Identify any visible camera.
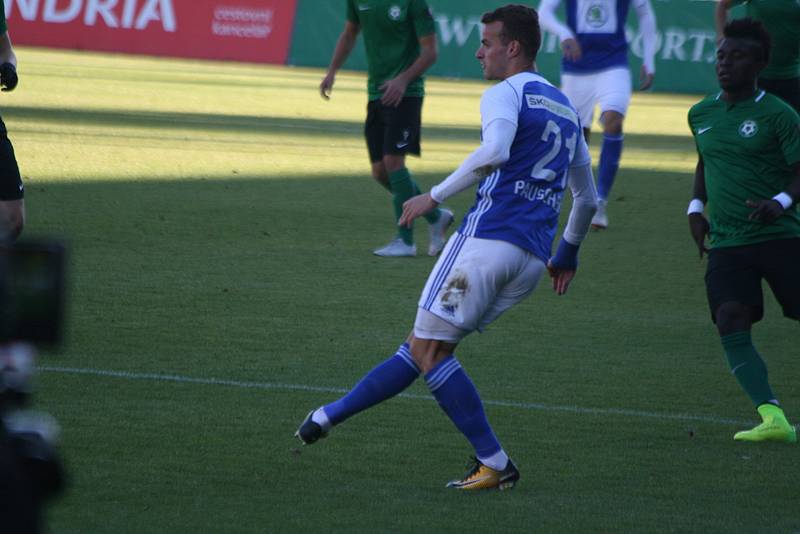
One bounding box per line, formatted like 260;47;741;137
0;239;67;534
0;239;66;346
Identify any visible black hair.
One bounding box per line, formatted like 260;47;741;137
723;17;771;63
480;4;541;61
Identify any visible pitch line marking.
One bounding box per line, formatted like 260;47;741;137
37;365;753;426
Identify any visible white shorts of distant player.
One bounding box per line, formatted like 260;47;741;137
414;233;547;343
560;67;632;129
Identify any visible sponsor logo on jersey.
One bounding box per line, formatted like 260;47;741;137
697;126;712;135
586;3;609;28
525;95;578;127
738;120;758;138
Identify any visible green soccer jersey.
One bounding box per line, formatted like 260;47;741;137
0;8;7;33
730;0;800;79
689;90;800;248
346;0;436;101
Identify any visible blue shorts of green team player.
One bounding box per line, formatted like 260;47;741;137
364;96;422;163
0;117;23;201
705;237;800;323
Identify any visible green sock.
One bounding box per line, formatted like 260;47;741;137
411;182;441;224
389;168;415;245
721;330;775;407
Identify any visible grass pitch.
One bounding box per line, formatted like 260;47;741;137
8;47;799;533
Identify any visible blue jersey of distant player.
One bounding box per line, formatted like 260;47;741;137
564;0;631;73
459;72;582;262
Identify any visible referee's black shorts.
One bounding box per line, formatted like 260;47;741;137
0;116;23;201
705;237;800;323
365;96;423;163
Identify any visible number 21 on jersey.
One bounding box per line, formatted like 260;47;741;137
530;119;577;188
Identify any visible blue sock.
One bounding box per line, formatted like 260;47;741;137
323;343;420;426
597;134;624;200
425;355;502;459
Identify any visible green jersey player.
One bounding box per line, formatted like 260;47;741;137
715;0;800;112
320;0;453;257
0;10;24;241
688;18;800;443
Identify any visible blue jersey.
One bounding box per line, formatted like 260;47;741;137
563;0;631;73
458;72;587;262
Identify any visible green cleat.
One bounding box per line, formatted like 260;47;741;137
733;404;797;444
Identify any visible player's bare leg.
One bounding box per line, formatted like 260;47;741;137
370;160;391;191
0;199;24;241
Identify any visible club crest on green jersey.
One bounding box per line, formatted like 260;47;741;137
389;5;402;20
738;120;758;138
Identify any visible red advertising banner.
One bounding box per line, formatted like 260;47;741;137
4;0;297;64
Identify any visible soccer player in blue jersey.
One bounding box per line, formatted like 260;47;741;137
538;0;656;229
295;4;598;490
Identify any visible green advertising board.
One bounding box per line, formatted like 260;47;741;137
289;0;725;95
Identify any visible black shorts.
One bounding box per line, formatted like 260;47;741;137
705;238;800;323
0;117;23;201
758;77;800;114
365;96;422;163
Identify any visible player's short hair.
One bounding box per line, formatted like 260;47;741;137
481;4;541;61
723;17;771;64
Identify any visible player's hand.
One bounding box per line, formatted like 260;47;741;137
399;193;438;228
746;198;784;224
638;66;654;91
379;77;408;108
561;38;582;62
320;72;335;100
0;63;18;92
688;212;710;259
546;262;575;296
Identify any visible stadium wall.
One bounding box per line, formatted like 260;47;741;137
289;0;725;95
3;0;730;95
2;0;297;64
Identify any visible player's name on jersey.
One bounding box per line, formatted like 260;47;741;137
513;181;563;211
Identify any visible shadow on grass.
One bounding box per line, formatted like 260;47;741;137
3;104;695;149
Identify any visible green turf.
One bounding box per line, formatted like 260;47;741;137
7;47;798;533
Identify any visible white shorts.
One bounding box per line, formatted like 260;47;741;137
561;67;632;129
414;234;547;342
